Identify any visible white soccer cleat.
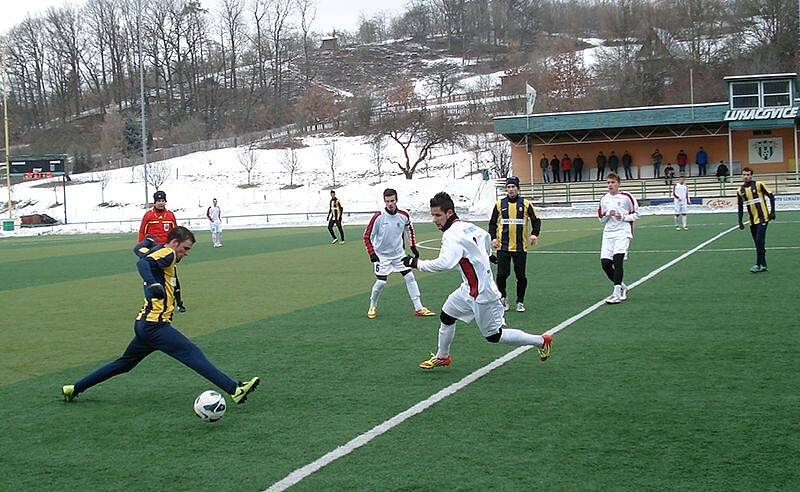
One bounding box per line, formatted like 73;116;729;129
500;298;509;311
331;238;338;244
676;226;681;230
605;295;621;304
619;285;628;301
516;302;526;312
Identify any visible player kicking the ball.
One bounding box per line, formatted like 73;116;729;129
598;173;639;304
363;188;435;319
402;192;551;369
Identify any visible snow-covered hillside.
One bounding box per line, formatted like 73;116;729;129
2;134;498;236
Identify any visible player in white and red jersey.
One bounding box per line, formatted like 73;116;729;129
402;192;552;369
672;175;690;230
206;198;222;247
597;173;639;304
363;188;435;319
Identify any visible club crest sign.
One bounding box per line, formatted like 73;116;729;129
748;138;783;164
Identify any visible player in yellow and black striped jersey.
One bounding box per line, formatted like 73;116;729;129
327;189;345;244
61;226;260;406
488;176;542;312
737;167;776;273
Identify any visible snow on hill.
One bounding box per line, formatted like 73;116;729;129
2;135;498;237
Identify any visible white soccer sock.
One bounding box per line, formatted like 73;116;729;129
370;279;387;307
499;328;544;347
613;284;622;297
674;215;679;227
682;215;687;227
404;273;423;310
437;323;456;358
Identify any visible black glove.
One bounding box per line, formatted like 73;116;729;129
402;256;418;268
489;254;497;264
147;283;165;299
410;246;420;258
177;303;187;313
738;221;744;230
369;253;379;263
768;210;776;221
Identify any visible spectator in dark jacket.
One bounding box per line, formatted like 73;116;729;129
622;151;633;179
608;151;620;174
663;163;675;186
573;154;584;182
715;161;729;183
539;154;550;183
550;155;561;183
652;149;663;178
677;149;688;175
596;151;607;181
560;154;572;182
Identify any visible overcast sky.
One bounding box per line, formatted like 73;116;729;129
0;0;403;37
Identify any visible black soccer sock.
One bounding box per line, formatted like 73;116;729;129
612;253;625;285
601;258;615;282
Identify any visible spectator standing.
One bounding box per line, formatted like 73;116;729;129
596;151;607;181
696;147;709;176
676;149;688;175
622;151;633;180
663;164;675;186
560;153;572;182
550;155;561;183
716;161;730;183
539;154;550;184
651;149;663;178
573;153;585;182
608;151;620;175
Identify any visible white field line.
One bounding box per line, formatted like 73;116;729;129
264;224;739;492
530;246;800;254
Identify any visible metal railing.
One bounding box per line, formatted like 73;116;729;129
496;172;800;204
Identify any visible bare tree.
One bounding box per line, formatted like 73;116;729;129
296;0;317;88
281;148;301;186
488;138;511;178
382;111;461;179
237;145;260;185
141;161;171;191
369;135;387;182
325;140;339;187
98;171;111;203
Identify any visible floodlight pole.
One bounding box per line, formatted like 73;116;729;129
2;46;11;219
138;0;149;208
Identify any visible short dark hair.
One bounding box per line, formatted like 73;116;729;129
742;166;753;174
383;188;397;198
330;190;336;194
606;172;620;183
430;192;455;213
167;226;196;244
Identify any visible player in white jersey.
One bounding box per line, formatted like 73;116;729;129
402;192;552;369
672;175;690;230
597;173;639;304
363;188;435;319
206;198;223;247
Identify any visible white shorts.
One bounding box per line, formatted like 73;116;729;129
373;256;409;276
209;221;222;233
601;236;631;260
442;289;505;338
674;203;688;214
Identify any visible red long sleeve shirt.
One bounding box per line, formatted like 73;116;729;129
138;208;177;243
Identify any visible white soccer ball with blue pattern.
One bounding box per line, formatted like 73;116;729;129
193;390;226;422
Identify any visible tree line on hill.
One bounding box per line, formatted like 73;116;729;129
1;0;796;174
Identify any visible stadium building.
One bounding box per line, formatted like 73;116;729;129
493;73;800;203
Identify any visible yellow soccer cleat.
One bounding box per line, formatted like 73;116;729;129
413;307;436;317
62;385;76;402
231;377;260;405
537;335;552;362
367;305;377;319
419;353;452;370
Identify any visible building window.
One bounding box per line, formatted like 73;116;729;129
731;82;760;109
762;80;791;107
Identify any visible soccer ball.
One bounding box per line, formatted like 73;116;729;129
193;390;227;422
